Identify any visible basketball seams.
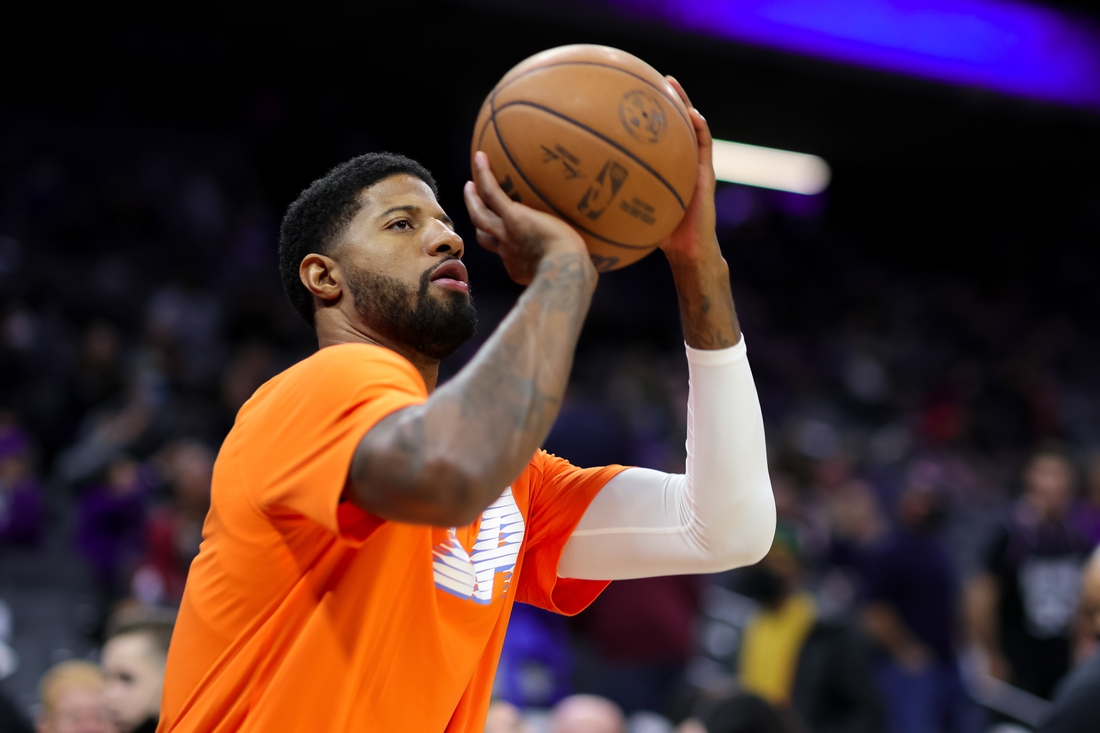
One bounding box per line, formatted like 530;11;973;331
490;60;694;138
486;113;657;252
494;100;688;210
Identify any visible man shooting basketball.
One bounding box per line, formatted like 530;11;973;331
158;79;775;733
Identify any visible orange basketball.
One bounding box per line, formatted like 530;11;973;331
472;45;697;271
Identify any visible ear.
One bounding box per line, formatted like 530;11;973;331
299;253;344;305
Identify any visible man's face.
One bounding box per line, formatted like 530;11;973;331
39;685;111;733
1025;455;1074;519
334;174;476;360
102;634;164;733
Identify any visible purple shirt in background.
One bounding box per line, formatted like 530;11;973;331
863;527;957;661
0;477;44;547
74;477;150;591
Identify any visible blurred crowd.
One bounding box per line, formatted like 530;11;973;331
2;103;1100;733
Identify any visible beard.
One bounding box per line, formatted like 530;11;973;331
344;261;477;360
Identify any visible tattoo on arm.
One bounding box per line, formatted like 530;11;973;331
671;254;741;350
351;250;596;525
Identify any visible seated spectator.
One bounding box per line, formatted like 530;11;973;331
576;575;699;716
0;690;33;733
36;660;112;733
738;526;885;733
681;692;792;733
550;695;624;733
1038;545;1100;732
484;700;526;733
862;473;983;733
101;617;173;733
966;444;1093;700
132;441;213;605
74;456;151;599
0;414;44;546
495;604;574;709
1075;452;1100;546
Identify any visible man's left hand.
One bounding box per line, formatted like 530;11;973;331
659;76;718;265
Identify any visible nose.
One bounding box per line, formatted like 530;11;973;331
427;220;464;259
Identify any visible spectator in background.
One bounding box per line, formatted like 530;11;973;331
74;456;151;600
550;695;623;733
738;527;885;733
577;575;699;716
1075;452;1100;546
967;444;1094;700
132;441;213;605
0;413;45;547
1038;545;1100;732
145;270;225;392
0;688;34;733
862;469;982;733
70;322;125;424
495;604;574;709
680;692;792;733
101;619;173;733
55;353;175;490
483;700;526;733
35;660;112;733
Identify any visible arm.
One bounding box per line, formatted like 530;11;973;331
347;153;597;527
557;79;776;579
862;602;933;673
966;573;1011;680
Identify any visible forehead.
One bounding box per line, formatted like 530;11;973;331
357;173;441;217
103;633;156;663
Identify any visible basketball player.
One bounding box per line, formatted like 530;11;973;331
158;80;775;732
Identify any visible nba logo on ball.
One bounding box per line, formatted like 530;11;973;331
472;44;698;271
619;90;668;144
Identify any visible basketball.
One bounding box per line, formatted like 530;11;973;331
472;45;698;271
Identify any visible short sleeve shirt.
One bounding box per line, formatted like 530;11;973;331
981;505;1092;642
158;344;623;733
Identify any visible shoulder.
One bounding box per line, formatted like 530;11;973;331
252;344;425;405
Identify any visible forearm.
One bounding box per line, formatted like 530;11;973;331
966;575;1001;653
351;250;596;526
667;242;740;350
863;603;924;658
558;338;775;579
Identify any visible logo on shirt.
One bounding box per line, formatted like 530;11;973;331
1018;556;1081;637
432;488;525;605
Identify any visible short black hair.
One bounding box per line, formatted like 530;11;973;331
278;152;439;325
107;620;175;659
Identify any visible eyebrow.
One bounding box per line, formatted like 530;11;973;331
378;204;454;229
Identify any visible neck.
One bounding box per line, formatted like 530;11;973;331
315;316;440;392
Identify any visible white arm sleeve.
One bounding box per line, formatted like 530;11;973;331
557;337;776;580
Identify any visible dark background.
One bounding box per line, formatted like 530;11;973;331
3;0;1100;728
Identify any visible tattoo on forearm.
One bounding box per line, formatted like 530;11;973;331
353;247;596;520
674;263;740;350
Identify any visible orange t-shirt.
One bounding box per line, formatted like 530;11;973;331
158;343;622;733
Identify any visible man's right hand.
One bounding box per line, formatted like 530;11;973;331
464;151;591;285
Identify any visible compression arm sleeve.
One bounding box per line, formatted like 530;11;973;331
557;337;776;580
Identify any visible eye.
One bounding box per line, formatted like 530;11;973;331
388;219;412;231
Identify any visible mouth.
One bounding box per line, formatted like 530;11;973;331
429;259;470;293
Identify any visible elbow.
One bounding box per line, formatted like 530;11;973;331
703;482;777;572
430;465;491;527
742;489;778;565
396;455;490;527
350;449;489;528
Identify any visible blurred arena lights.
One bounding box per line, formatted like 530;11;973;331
610;0;1100;109
711;139;831;194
